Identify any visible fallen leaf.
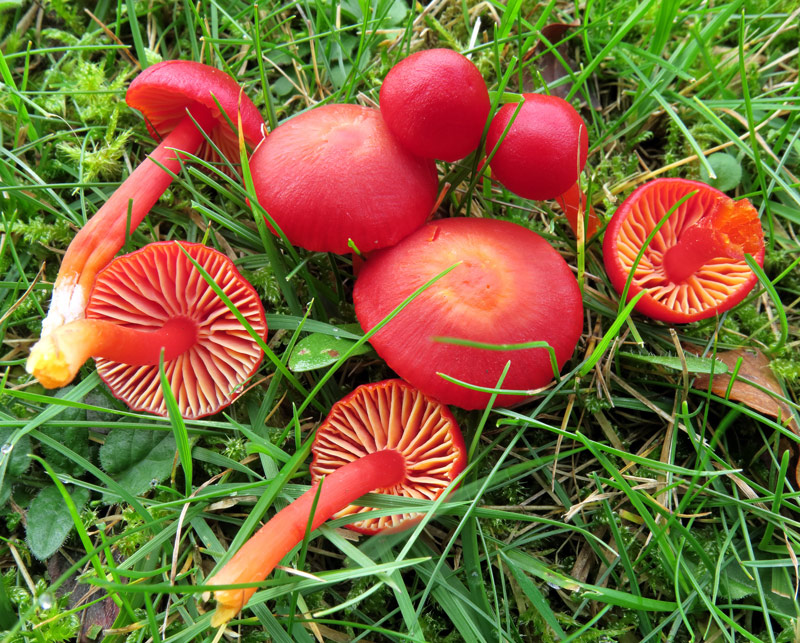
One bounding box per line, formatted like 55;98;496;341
524;22;579;98
692;348;798;434
692;347;799;487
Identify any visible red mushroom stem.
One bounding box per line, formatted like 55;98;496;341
661;196;763;284
27;316;198;389
209;449;406;626
43;107;216;335
555;181;599;239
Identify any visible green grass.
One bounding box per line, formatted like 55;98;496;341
1;0;799;642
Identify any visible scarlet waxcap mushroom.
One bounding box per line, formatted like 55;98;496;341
603;178;765;323
354;218;584;409
40;60;265;338
249;104;439;254
27;241;267;419
379;48;490;162
209;379;465;625
486;93;588;201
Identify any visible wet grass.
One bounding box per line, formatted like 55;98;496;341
0;1;799;642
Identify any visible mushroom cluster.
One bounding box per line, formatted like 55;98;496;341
25;48;771;633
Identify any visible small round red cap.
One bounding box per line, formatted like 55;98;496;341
126;60;265;165
88;241;267;418
249;104;438;254
309;379;466;534
486;94;588;201
354;218;583;409
379;49;490;162
603;177;765;323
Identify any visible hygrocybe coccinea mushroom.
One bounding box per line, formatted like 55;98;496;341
208;379;466;625
354;218;584;410
41;60;264;337
379;48;490;162
248;104;438;254
603;178;765;323
27;242;267;419
487;93;598;237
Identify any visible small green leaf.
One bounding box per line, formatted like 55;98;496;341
620;352;729;374
0;426;32;479
99;428;176;501
26;485;90;560
699;152;742;192
289;329;371;372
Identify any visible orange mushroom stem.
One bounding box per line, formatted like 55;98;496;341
662;195;763;283
207;379;466;626
209;449;406;626
42;108;216;336
26;316;198;389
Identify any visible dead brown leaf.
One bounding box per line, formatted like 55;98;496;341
692;347;799;486
524;22;580;98
692;348;798;434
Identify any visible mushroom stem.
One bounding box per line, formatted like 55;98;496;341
42;107;216;336
661;196;763;284
26;317;198;389
555;181;599;239
209;449;407;627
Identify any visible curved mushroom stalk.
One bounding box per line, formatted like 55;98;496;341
40;60;265;337
208;380;466;626
43;109;216;336
210;449;406;626
27;317;198;389
28;241;267;420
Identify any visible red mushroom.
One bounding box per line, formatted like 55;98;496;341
486;93;588;202
354;218;584;409
41;60;264;337
603;178;765;323
27;241;267;419
379;48;490;162
208;379;466;625
248;104;438;254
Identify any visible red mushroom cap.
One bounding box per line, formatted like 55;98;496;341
309;379;466;534
486;93;588;201
354;218;584;409
603;178;765;323
87;241;267;418
248;104;439;254
379;49;490;162
126;60;265;166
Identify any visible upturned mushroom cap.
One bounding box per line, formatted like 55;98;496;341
126;60;265;166
603;178;765;323
88;241;267;418
354;218;584;410
309;379;467;534
486;93;588;201
248;104;439;254
379;48;490;162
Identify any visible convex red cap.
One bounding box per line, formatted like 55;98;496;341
126;60;265;165
603;178;765;323
310;379;466;534
354;218;584;409
248;104;439;254
89;241;267;418
379;49;490;162
487;93;588;201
